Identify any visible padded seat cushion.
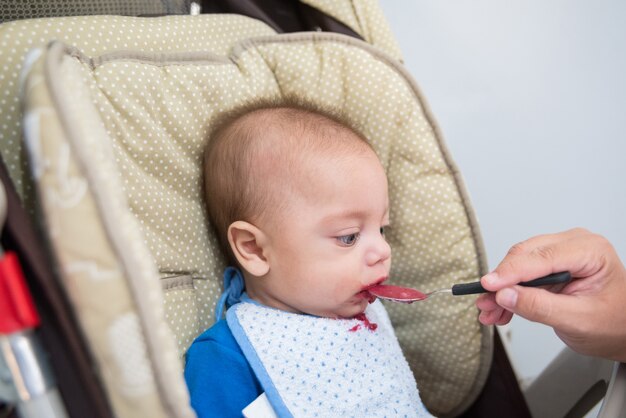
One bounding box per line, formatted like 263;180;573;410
0;14;275;200
0;6;401;202
302;0;402;59
22;33;490;417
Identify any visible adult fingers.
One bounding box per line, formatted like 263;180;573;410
478;307;513;326
481;229;606;291
476;294;513;325
475;293;499;311
494;310;514;326
494;285;583;329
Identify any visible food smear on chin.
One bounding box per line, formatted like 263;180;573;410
348;313;378;332
367;284;426;302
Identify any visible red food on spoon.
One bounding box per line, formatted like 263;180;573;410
367;284;427;303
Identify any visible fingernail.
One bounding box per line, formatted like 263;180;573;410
483;272;500;286
498;288;518;309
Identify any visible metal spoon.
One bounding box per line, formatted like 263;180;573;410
368;271;572;303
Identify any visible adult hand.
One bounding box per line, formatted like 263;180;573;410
476;228;626;362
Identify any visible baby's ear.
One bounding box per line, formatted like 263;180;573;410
227;221;270;277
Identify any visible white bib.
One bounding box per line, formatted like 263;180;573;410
227;299;433;418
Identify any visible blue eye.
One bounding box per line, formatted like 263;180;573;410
337;233;360;247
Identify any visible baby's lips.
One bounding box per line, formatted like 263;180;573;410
365;277;389;302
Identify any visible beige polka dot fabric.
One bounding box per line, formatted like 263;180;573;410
22;31;491;417
0;5;399;203
162;275;201;352
0;14;275;201
302;0;403;60
22;45;195;418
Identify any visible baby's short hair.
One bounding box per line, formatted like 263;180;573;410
203;96;372;265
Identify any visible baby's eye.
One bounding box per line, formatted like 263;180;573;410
380;226;386;236
337;232;360;247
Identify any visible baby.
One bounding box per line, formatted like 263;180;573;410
184;98;433;418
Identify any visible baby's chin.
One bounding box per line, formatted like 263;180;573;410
335;301;370;319
304;297;372;319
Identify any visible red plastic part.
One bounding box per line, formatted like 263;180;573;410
0;251;40;334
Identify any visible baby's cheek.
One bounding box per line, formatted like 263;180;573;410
331;277;359;297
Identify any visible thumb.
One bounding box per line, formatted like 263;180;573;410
495;286;573;328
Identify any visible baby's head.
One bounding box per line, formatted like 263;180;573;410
204;98;373;263
204;98;391;318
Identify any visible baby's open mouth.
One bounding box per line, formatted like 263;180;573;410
360;278;388;303
357;289;377;303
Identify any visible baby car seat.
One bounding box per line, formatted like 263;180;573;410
0;1;623;418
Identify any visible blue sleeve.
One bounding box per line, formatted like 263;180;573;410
184;320;263;418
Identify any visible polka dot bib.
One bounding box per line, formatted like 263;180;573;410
226;299;433;418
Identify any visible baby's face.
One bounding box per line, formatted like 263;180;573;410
249;147;391;319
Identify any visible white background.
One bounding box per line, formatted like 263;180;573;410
378;0;626;393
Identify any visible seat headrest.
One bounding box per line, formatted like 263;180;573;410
22;33;490;416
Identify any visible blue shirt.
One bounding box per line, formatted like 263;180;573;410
184;319;263;417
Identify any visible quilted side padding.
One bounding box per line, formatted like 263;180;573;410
25;32;491;416
22;45;195;418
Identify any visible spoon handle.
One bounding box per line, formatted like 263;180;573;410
451;271;572;296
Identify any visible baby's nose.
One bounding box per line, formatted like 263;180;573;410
366;235;391;266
